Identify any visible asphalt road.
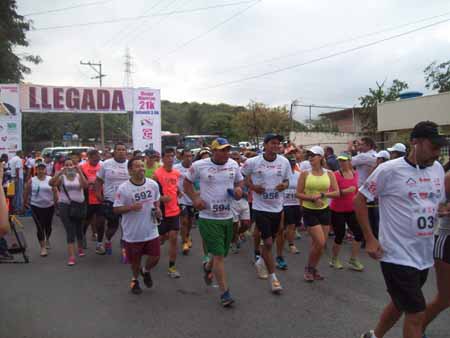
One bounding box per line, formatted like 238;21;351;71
1;216;448;338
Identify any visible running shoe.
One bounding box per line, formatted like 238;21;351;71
288;244;299;254
255;257;269;279
220;290;234;307
45;240;51;249
203;262;214;286
312;267;325;281
140;268;153;288
105;242;112;255
182;242;190;255
295;229;302;239
40;247;48;257
329;256;343;269
270;279;283;294
348;258;365;271
187;236;193;248
202;255;210;265
78;248;86;257
96;244;106;255
168;266;181;278
303;266;314;282
276;256;288;270
130;279;142;295
360;330;375;338
230;243;240;254
67;256;76;266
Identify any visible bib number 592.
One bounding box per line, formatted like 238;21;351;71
417;216;434;230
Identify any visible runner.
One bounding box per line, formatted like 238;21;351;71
43;154;54;176
80;150;104;253
242;133;290;293
329;152;364;271
174;149;195;255
351;137;377;187
153;148;182;278
355;121;447;338
422;170;450;337
296;146;340;282
9;150;24;213
387;143;407;160
144;149;161;178
113;157;162;295
184;137;243;307
95;143;129;255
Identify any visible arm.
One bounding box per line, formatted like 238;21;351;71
75;167;88;189
0;166;10;236
183;178;205;210
94;177;104;202
23;179;32;209
49;169;64;187
113;203;142;215
244;175;265;194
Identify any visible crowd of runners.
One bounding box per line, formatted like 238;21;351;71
1;120;449;338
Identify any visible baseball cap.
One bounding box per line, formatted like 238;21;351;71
307;145;324;157
376;150;390;160
387;143;406;153
264;133;284;144
211;138;231;150
337;151;352;161
410;121;448;146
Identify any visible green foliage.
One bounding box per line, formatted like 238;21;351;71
0;0;42;83
424;60;450;93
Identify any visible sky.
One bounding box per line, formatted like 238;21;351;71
15;0;450;122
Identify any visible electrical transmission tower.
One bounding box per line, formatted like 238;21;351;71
123;47;134;88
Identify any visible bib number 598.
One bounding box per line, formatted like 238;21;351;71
417;216;434;230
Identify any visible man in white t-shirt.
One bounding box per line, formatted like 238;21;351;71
113;157;161;295
351;137;377;187
95;143;130;255
355;121;447;338
242;133;290;294
9;150;24;213
184;138;243;307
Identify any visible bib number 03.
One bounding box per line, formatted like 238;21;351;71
417;216;434;230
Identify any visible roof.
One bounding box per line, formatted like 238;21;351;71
319;107;363;118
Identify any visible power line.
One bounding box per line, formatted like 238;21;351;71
154;0;262;62
203;17;450;89
23;0;113;17
33;0;257;31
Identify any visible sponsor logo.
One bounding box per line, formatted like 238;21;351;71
142;128;153;140
365;181;377;195
406;178;417;186
140;118;154;126
419;177;431;183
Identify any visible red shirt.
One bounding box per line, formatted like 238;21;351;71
154;167;180;217
330;170;359;213
81;161;102;205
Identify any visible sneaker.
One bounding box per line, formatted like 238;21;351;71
203;262;214;286
78;248;86;257
45;240;51;249
140;268;153;288
0;251;14;260
255;257;269;279
96;244;106;255
182;242;190;255
303;266;314;282
67;256;76;266
312;267;325;281
105;242;112;255
230;243;240;254
40;247;48;257
360;330;375;338
348;258;365;271
288;244;299;254
295;229;302;239
270;279;283;294
220;290;234;307
168;266;181;278
276;256;288;270
202;255;210;265
329;256;343;269
130;279;142;295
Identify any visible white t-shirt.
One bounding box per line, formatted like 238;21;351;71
26;157;35;169
30;176;54;208
352;149;377;187
97;159;129;202
241;154;291;213
186;158;243;220
284;171;300;206
299;160;312;172
9;155;23;179
359;157;445;270
114;178;160;242
174;162;192;206
44;161;54;176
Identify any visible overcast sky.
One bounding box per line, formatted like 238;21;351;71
16;0;450;122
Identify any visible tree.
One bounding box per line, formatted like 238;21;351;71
424;60;450;93
359;79;408;134
0;0;42;83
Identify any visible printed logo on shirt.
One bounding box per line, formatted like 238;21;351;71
406;177;417;186
365;181;377;195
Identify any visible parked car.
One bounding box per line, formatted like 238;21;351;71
41;146;94;159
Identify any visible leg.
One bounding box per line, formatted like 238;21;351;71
275;227;285;258
262;237;275;274
307;225;327;268
59;204;76;258
212;255;227;292
106;218;119;241
168;230;178;265
403;311;425;338
374;301;403;338
130;255;142;279
144;255;160;271
43;206;54;241
75;219;84;251
31;206;45;248
253;227;261;258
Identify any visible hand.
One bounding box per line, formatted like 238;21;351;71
313;199;324;208
252;185;265;194
275;182;288;192
154;207;162;219
130;203;143;212
366;238;384;260
192;197;206;210
311;193;321;201
233;187;243;200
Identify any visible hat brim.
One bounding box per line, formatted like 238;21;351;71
430;136;448;147
337;156;350;161
212;144;231;150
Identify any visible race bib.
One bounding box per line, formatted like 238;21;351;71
413;206;436;237
210;199;231;216
262;190;280;200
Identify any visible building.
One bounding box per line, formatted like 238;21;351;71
319;107;365;133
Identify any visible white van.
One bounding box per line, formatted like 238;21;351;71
41;146;94;159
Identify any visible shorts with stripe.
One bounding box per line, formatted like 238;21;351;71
434;233;450;264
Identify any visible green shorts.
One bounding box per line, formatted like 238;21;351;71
198;218;233;257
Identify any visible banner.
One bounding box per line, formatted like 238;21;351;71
20;84;132;113
132;88;161;152
0;85;21;155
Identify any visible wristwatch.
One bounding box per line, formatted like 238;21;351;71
320;192;325;198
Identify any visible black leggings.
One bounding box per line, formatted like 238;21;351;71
31;205;54;242
331;211;363;245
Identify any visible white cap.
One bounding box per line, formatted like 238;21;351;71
307;145;324;156
376;150;391;160
387;143;406;153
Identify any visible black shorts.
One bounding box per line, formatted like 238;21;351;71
331;210;363;244
180;204;195;218
101;200;120;224
158;215;181;235
303;207;331;227
434;234;450;264
380;261;429;313
283;205;302;227
254;210;282;240
86;204;102;220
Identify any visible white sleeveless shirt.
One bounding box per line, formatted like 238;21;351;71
30;176;54;208
59;174;85;204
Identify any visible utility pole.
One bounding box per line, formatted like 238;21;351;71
80;60;107;150
123;48;134;145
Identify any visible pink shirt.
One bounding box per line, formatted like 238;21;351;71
330;170;358;213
